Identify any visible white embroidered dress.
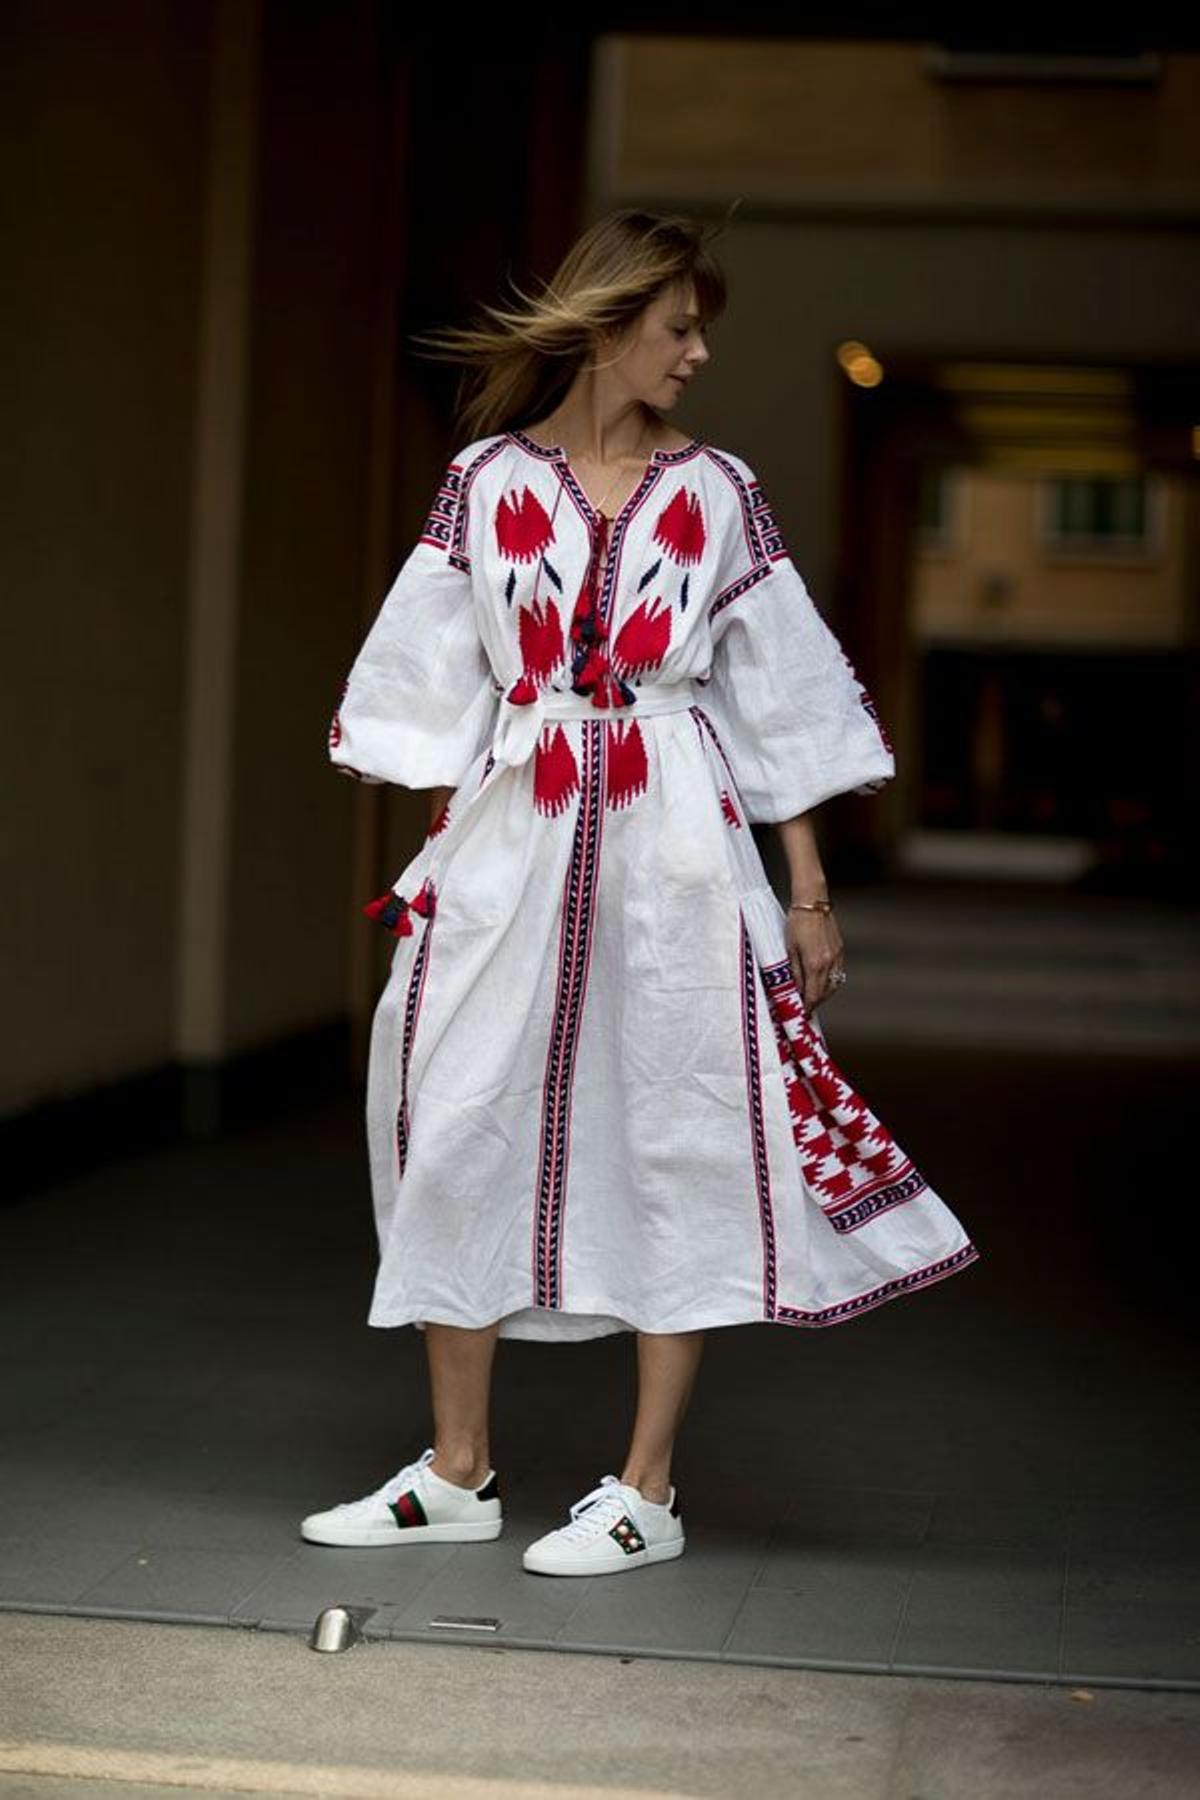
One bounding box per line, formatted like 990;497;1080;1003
329;428;979;1341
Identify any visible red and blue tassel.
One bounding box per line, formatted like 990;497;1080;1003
362;876;436;936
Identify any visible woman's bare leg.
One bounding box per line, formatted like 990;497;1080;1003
423;1321;501;1488
619;1330;705;1503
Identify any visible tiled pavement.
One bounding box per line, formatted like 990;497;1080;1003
3;985;1198;1689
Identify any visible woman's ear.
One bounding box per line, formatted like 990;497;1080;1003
590;317;633;370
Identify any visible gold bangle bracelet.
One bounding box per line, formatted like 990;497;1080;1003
788;899;833;914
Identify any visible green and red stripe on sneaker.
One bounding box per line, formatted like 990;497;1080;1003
388;1489;428;1529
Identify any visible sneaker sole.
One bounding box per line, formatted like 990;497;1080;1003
300;1517;503;1547
522;1535;685;1576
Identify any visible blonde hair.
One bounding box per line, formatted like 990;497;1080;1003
408;206;735;443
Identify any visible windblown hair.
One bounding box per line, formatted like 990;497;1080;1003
408;206;736;443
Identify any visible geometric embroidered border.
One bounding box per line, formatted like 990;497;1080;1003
777;1243;980;1327
739;919;980;1327
841;648;896;757
738;914;779;1320
708;558;771;623
418;438;510;573
418;463;464;557
757;955;928;1233
703;449;788;630
705;446;767;566
532;720;606;1310
747;478;788;562
395;907;435;1183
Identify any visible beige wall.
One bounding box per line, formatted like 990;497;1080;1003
4;1;211;1111
7;23;1200;1119
650;218;1200;612
3;0;386;1115
915;472;1192;648
223;0;382;1052
600;38;1200;203
591;39;1200;610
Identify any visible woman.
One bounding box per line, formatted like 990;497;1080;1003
302;209;979;1577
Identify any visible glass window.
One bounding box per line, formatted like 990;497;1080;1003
1043;476;1149;548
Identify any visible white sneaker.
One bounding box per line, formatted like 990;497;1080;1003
522;1474;685;1577
300;1447;502;1546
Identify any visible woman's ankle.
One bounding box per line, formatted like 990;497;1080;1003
429;1446;492;1488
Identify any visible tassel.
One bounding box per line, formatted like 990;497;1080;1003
591;666;633;710
408;878;437;919
362;890;412;936
575;647;608;692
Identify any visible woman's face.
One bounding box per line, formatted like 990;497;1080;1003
603;280;711;413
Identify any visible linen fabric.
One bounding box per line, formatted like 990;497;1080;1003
329;428;979;1340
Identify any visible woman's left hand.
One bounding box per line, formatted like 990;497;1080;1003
785;907;846;1013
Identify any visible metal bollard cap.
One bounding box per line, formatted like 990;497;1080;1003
309;1604;365;1652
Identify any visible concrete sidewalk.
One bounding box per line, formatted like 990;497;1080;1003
2;1611;1199;1799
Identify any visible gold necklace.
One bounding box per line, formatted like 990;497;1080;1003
556;419;652;518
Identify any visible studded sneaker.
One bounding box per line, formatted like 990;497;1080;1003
300;1446;502;1547
522;1473;685;1576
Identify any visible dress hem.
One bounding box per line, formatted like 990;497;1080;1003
367;1240;981;1341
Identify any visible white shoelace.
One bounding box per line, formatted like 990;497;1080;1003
336;1446;434;1508
558;1474;640;1542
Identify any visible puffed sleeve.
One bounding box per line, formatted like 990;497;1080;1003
700;453;895;824
327;450;499;788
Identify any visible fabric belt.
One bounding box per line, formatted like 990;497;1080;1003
490;679;700;771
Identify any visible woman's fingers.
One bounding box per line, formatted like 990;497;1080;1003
786;914;846;1012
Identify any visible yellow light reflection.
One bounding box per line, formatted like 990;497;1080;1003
836;339;883;388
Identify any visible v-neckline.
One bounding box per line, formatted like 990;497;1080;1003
506;427;703;530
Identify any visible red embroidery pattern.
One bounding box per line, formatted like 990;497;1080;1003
761;959;925;1228
739;924;977;1327
719;789;741;829
652;488;706;565
612;596;671;678
532;718;650;817
534;724;581;818
495;487;555;563
605;719;648;810
517;595;566;686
